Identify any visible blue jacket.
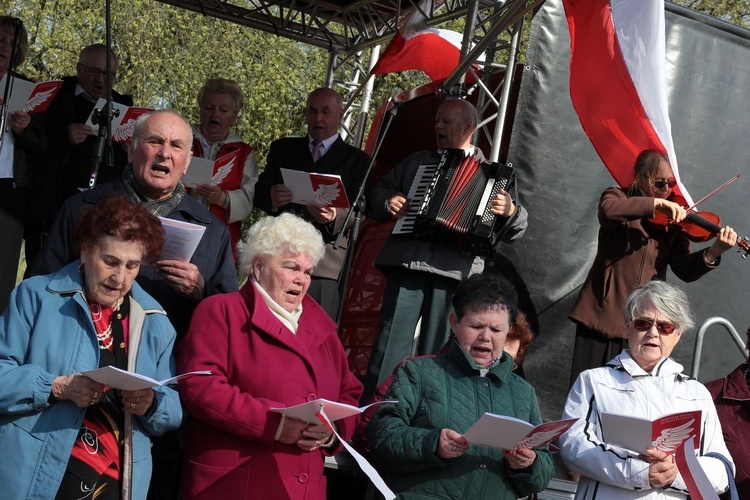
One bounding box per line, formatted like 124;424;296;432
0;262;183;499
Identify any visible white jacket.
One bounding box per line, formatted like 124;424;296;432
560;350;733;499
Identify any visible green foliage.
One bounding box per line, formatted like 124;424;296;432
676;0;749;28
0;0;328;159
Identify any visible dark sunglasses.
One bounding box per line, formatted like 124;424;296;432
632;318;677;335
652;178;677;190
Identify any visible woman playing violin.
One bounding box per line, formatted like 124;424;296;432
567;149;737;388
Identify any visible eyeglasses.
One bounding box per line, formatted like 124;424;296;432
652;178;677;190
80;64;116;80
632;318;677;335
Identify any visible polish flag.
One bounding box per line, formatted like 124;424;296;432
563;0;690;202
371;0;462;81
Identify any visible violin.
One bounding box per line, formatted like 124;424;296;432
649;192;750;257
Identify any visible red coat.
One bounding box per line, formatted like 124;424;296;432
178;282;363;499
705;364;750;498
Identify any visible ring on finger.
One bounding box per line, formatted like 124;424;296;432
451;446;457;452
131;402;136;409
136;396;140;403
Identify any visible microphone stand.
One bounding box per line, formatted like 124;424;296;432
333;98;403;326
88;0;117;189
0;18;24;151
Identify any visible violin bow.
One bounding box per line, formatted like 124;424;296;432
685;174;741;213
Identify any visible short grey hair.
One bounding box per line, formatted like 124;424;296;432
624;280;695;333
197;78;244;114
78;43;117;66
306;87;344;111
129;109;194;152
237;213;325;278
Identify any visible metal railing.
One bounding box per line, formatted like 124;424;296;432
690;316;748;379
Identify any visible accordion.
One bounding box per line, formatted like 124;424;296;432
393;149;515;256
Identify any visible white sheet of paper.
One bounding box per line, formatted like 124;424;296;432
280;168;316;205
183;157;214;188
81;365;211;391
318;409;396;500
0;75;35;112
464;413;535;450
464;414;577;451
270;398;397;424
158;217;206;262
600;412;654;454
84;97;129;134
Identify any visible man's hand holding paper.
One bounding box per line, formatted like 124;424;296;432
156;259;206;301
157;217;208;300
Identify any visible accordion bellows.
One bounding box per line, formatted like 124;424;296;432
394;148;515;256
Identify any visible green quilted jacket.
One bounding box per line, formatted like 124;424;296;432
367;340;554;499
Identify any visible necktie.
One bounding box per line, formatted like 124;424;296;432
311;140;323;162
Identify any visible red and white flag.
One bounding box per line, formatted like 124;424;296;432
371;0;463;81
674;437;721;500
563;0;690;202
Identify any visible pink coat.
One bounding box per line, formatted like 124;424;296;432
178;282;363;499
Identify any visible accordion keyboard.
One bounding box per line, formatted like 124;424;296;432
392;163;438;235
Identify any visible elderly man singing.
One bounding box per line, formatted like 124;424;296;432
32;109;238;330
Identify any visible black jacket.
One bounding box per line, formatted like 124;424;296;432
254;135;370;280
31;179;239;336
30;76;133;224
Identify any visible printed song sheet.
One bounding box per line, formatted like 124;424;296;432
463;413;577;450
158;217;206;261
183;157;214;188
81;366;211;391
280;168;350;208
271;398;396;424
600;410;702;454
0;77;63;113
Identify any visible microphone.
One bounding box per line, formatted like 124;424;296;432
388;98;404;117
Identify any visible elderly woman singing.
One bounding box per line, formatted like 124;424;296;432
178;212;362;500
561;280;734;499
190;77;258;254
0;195;182;499
366;273;554;500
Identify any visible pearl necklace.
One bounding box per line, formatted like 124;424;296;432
90;298;122;351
